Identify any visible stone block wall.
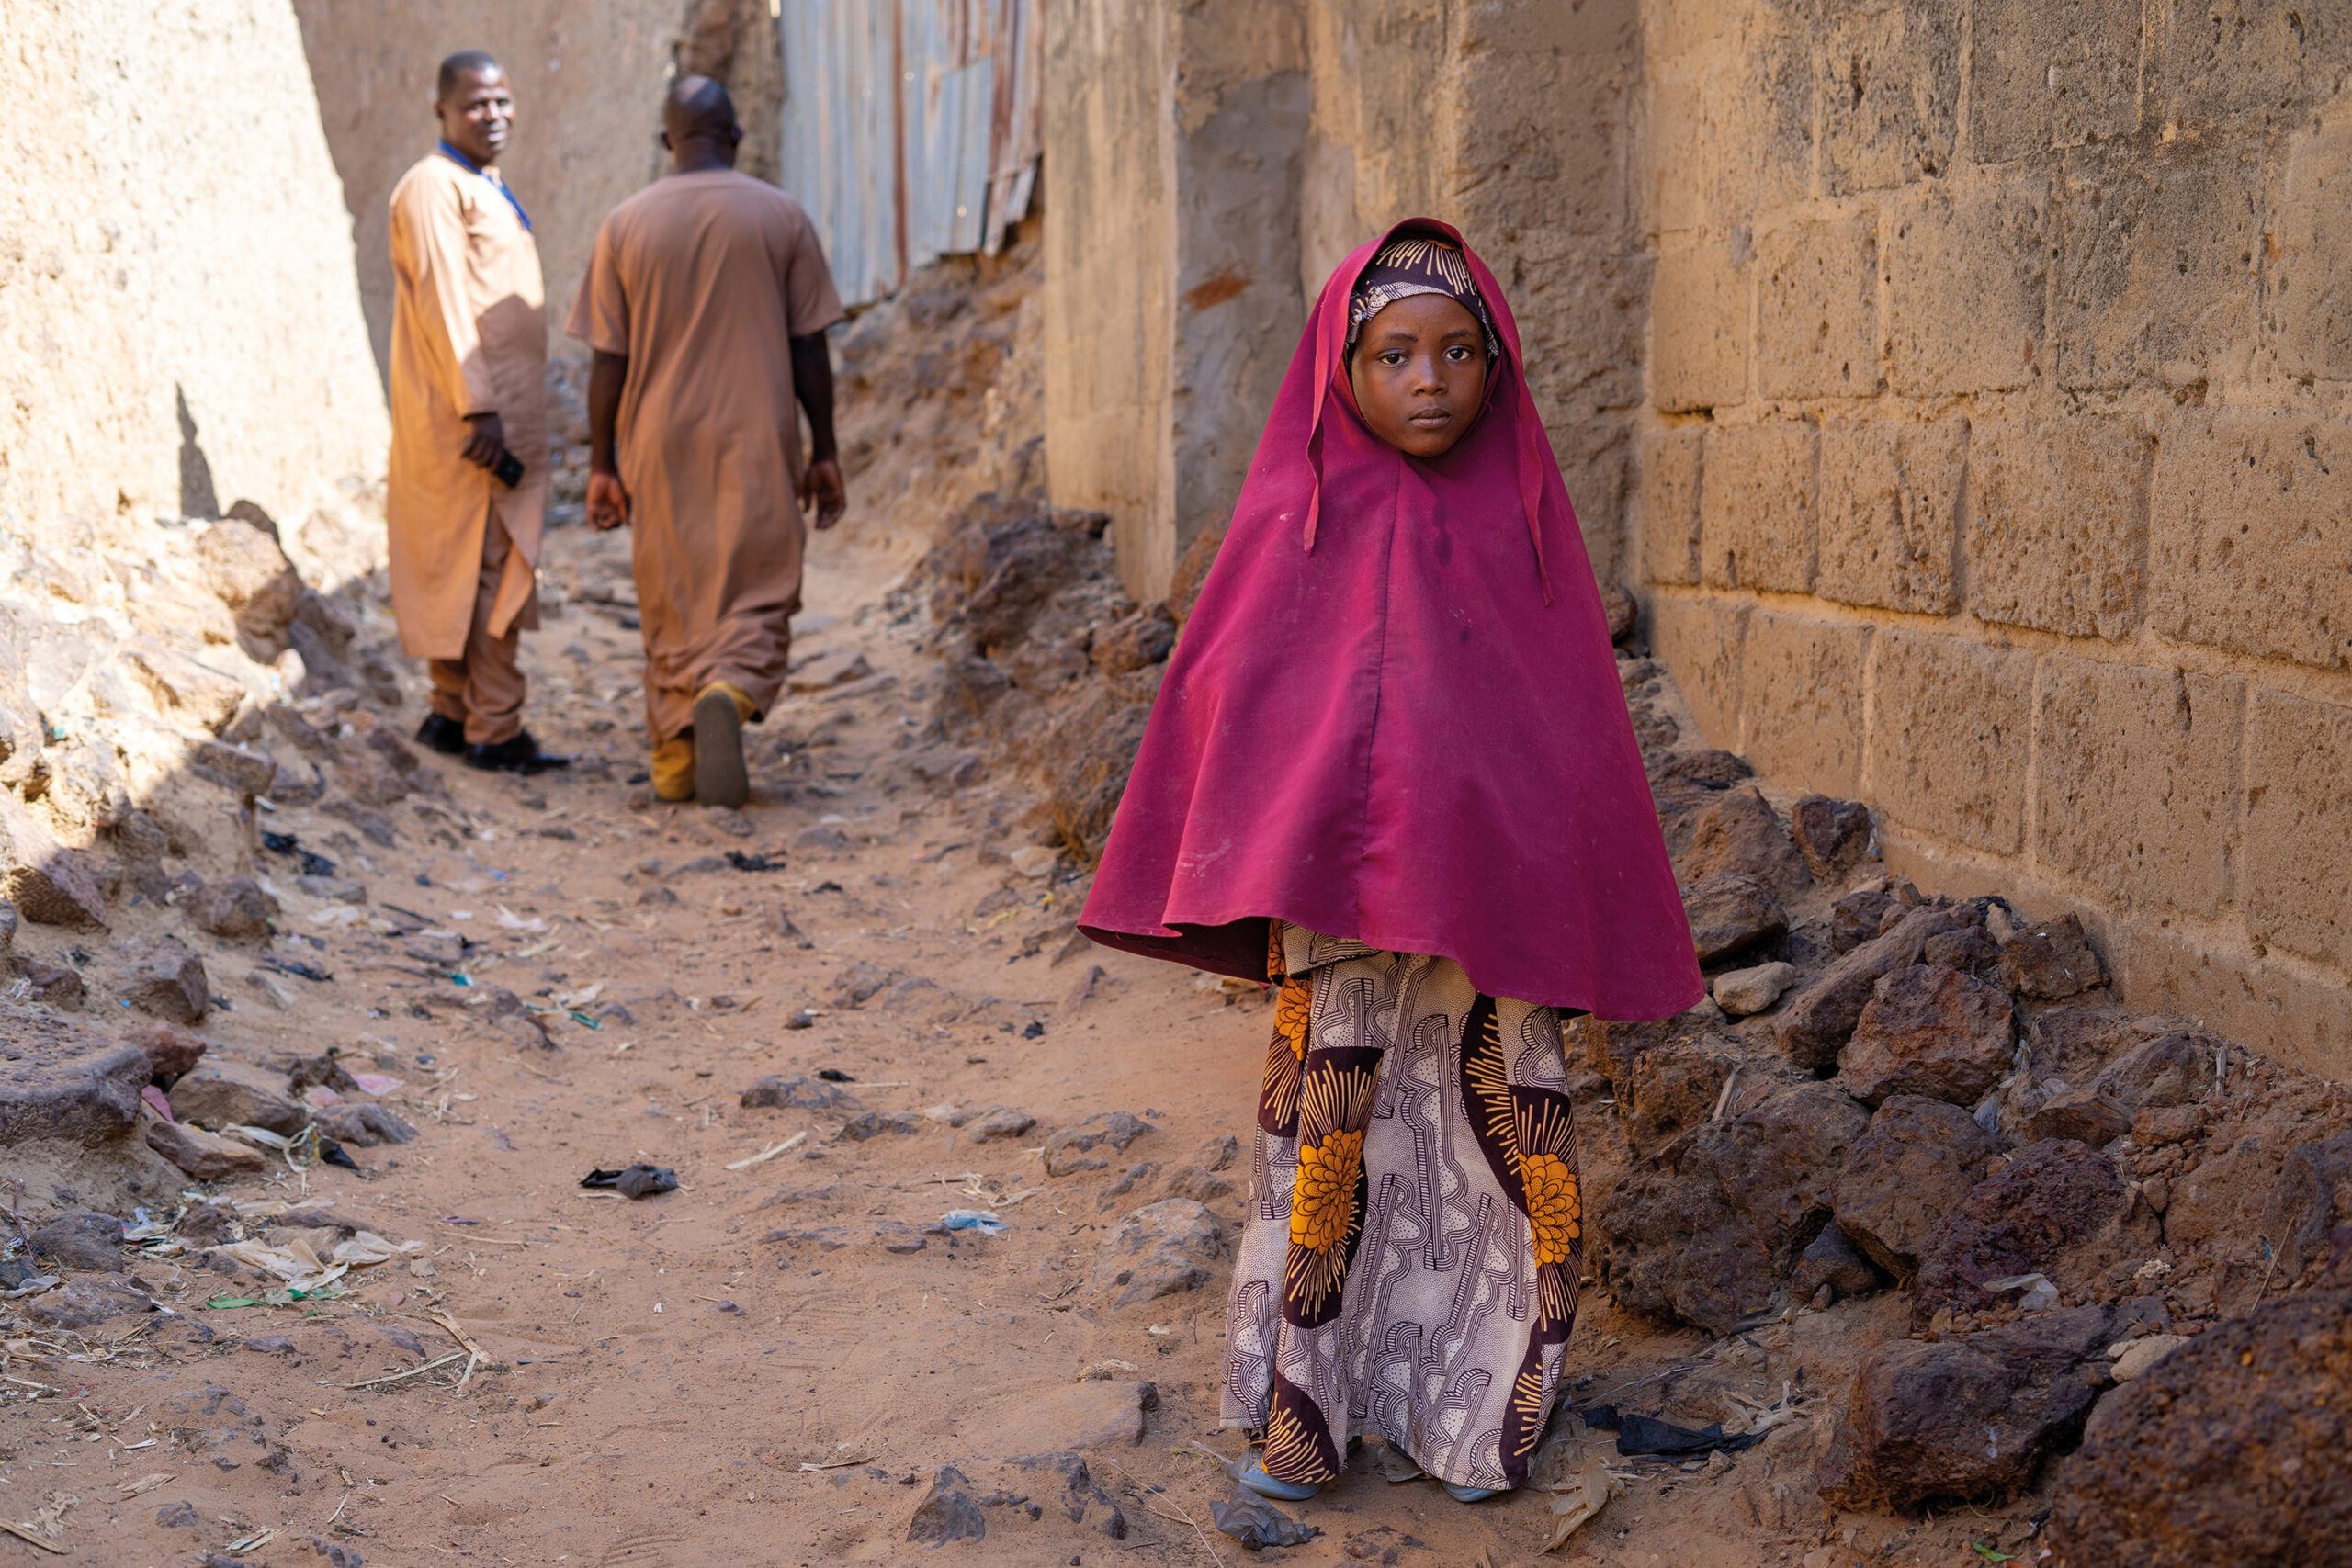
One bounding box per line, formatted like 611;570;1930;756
1635;0;2352;1077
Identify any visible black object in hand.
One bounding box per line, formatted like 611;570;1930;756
493;449;526;489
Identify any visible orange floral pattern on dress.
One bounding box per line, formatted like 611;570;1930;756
1290;1129;1364;1251
1519;1154;1580;1267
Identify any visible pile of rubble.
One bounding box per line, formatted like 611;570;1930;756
1586;652;2352;1560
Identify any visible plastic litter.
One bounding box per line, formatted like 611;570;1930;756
725;851;784;872
816;1067;854;1082
495;906;548;933
1577;1405;1762;1458
1210;1488;1319;1549
580;1165;679;1199
939;1210;1005;1235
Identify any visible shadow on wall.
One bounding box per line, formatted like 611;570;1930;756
175;387;220;522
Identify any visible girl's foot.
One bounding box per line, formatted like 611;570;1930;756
1236;1452;1321;1502
1442;1482;1503;1504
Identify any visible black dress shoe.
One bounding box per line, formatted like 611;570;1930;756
463;730;571;774
414;714;467;756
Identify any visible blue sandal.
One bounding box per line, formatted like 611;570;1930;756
1237;1452;1321;1502
1442;1482;1502;1503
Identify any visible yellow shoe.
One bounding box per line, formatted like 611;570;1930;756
692;682;755;808
651;736;695;802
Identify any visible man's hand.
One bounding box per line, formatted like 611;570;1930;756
586;471;631;531
800;457;846;530
461;411;507;469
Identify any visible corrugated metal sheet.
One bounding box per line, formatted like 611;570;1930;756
779;0;1043;308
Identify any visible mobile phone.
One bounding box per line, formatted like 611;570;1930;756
493;450;526;489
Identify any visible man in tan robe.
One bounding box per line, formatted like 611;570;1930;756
386;50;567;773
569;75;846;807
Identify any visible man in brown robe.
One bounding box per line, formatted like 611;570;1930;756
569;75;846;807
386;50;567;773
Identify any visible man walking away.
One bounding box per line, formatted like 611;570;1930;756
386;50;569;774
569;75;846;808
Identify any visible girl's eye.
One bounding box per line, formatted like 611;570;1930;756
1445;345;1472;362
1380;351;1407;366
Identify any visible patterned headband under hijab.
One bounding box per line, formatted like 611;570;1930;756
1345;233;1499;356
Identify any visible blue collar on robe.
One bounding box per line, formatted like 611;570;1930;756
435;141;532;231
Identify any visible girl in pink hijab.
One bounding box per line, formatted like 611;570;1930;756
1080;222;1701;1502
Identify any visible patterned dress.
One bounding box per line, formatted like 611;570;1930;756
1222;922;1585;1492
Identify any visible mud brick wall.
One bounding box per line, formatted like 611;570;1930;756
1637;0;2352;1077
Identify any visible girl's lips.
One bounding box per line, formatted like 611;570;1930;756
1408;409;1453;426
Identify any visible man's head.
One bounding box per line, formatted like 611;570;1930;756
435;51;513;165
662;75;742;169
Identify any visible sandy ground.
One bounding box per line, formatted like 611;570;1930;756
0;520;2049;1568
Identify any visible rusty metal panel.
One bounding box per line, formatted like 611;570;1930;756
778;0;901;306
779;0;1041;304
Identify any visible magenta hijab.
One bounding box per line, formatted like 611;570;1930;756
1079;220;1702;1020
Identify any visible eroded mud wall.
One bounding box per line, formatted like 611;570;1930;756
0;0;388;535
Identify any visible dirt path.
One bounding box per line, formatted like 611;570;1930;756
0;516;2053;1568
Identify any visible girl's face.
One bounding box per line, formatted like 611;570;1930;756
1347;293;1490;458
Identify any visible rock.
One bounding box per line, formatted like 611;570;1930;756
145;1117;270;1179
2046;1287;2352;1567
635;884;679;907
189;741;278;799
1575;1006;1722;1098
1713;960;1798;1017
836;1111;923;1141
312;1104;416;1146
1817;1304;2115;1511
23;1274;157;1331
115;639;246;732
2106;1333;2188;1382
906;1464;987;1546
192;518;303;644
155;1501;198;1529
964;1106;1035;1141
1774;907;1963;1070
294;874;366;904
1837;965;2016;1109
107;939;210;1023
1094;1162;1161;1213
1597;1082;1871;1334
1027;1380;1157;1447
1094;1200;1222;1306
1996;913;2108;999
187;877;279;940
1910;1139;2159;1327
1791;1222;1883;1303
1091;604;1177;673
0;899;18;951
1680;872;1788;964
1654;749;1754;790
827;960;897;1007
9;953;85;1009
1920;925;2000;975
1829;888;1895;953
1192;1133;1239;1172
2131;1103;2207;1147
1620;1035;1734;1159
0;1011;150;1145
2090;1032;2212;1112
741;1073;861;1111
31;1211;124;1272
786;648;872;691
123;1018;208;1079
0;794;108;927
1790;795;1873;880
167;1059;307;1136
1601;580;1639;642
2258;1129;2352;1286
1678;787;1812;897
1160;1164;1236;1205
1046;1111;1153;1176
2019;1088;2132;1148
1833;1094;2005;1280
